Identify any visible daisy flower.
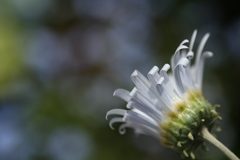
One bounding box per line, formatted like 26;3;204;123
106;30;238;160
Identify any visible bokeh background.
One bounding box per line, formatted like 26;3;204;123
0;0;240;160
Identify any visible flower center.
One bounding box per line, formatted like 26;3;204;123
159;90;221;159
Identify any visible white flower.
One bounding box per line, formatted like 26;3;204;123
106;31;220;158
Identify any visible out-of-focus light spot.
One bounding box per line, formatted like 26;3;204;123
73;0;117;19
47;127;92;160
25;28;72;81
66;28;108;66
0;124;21;155
9;0;54;20
0;105;27;160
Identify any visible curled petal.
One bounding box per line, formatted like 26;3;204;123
109;117;125;130
171;39;189;69
118;124;128;134
176;40;189;52
186;51;194;59
106;109;126;120
125;110;159;130
174;58;190;93
118;123;160;139
113;89;131;102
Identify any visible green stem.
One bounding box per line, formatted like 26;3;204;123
201;127;239;160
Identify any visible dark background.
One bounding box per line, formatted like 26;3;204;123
0;0;239;160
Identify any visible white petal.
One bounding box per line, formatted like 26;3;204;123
147;66;160;85
125;110;159;130
127;101;162;121
106;109;126;120
171;39;189;71
118;123;160;139
184;65;195;89
195;33;210;70
195;51;213;88
113;89;131;102
189;30;197;52
159;64;181;99
131;70;151;91
156;78;172;110
118;123;128;134
130;88;159;112
109;117;125;130
186;51;194;59
174;57;190;93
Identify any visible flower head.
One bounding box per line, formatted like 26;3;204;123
106;30;221;159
